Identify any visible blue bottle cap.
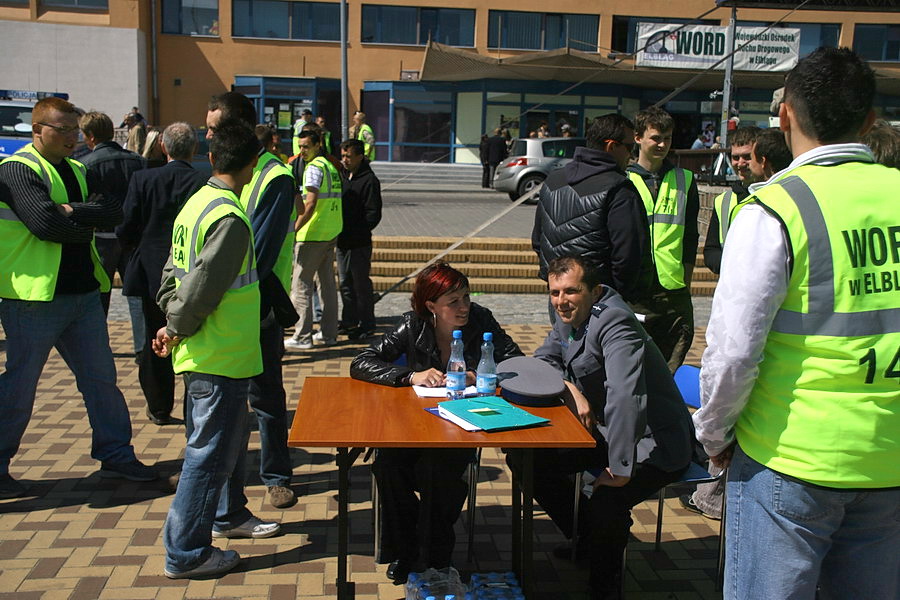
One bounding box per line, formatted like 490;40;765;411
453;330;462;339
482;332;492;341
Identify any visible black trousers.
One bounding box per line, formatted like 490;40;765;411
96;237;131;315
247;317;292;487
139;294;176;419
372;447;473;568
629;287;694;374
508;443;683;597
336;246;376;331
481;162;491;188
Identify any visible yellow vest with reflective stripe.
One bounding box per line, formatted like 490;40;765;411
357;123;375;160
237;151;296;293
713;189;738;244
170;184;262;379
628;168;693;290
296;155;342;242
0;143;109;301
737;162;900;488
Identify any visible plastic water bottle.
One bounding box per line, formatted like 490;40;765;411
446;330;466;400
475;332;497;396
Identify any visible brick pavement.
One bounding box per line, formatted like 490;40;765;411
0;318;719;600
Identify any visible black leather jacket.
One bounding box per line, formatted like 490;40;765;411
350;303;523;387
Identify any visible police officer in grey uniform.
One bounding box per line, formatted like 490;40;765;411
508;255;693;600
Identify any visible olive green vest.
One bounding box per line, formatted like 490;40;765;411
237;151;297;293
0;143;109;301
628;168;693;290
296;155;342;242
170;184;262;379
737;162;900;488
357;123;375;160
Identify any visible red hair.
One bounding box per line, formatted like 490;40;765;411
410;262;469;320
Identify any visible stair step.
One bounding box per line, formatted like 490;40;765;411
372;275;547;294
371;262;539;279
691;281;718;297
373;236;533;252
373;248;537;265
692;269;719;282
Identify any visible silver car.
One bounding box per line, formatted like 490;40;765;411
492;136;585;201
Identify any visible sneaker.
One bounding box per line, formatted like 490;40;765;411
212;515;281;539
312;331;337;346
99;459;158;482
164;547;240;579
0;474;27;499
678;494;721;520
348;326;376;341
267;485;296;509
284;337;313;350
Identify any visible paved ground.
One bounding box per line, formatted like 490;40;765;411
1;171;720;599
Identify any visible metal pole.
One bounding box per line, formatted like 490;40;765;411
720;6;737;147
340;0;349;141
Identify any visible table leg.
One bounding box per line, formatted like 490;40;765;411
335;447;363;600
511;455;522;577
521;449;534;596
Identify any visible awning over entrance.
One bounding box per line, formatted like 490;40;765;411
419;41;900;96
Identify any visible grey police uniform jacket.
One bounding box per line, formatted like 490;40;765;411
534;286;694;478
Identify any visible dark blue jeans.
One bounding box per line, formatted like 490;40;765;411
0;291;136;476
163;372;252;574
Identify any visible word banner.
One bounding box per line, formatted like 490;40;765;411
636;23;800;72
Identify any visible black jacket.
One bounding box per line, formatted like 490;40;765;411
116;160;207;298
486;135;508;166
350;303;523;387
532;147;652;302
703;180;749;275
338;158;383;250
80;141;146;232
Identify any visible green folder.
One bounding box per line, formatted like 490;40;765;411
437;396;550;432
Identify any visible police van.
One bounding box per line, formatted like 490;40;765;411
0;90;70;158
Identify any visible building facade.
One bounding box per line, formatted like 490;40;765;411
1;0;898;162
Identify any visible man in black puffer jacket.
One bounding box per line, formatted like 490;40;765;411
532;114;651;305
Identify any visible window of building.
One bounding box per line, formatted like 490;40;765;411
361;5;474;46
611;16;718;54
854;24;900;62
162;0;219;36
488;11;598;51
232;1;339;40
741;21;840;58
41;0;108;7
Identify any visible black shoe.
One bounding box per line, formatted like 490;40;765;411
348;326;376;341
0;474;27;499
146;409;184;426
386;559;412;585
99;459;158;482
552;540;590;562
679;494;721;520
337;324;356;336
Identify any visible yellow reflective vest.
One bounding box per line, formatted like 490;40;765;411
737;162;900;488
238;151;296;293
628;168;693;290
296;155;342;242
170;184;262;379
0;143;109;301
357;123;375;160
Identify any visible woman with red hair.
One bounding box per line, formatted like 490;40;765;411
351;262;522;583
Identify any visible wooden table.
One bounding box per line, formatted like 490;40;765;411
288;377;596;600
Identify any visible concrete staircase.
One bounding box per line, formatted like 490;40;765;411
371;236;719;297
371;162;482;187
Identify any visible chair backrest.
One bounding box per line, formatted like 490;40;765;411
674;364;701;409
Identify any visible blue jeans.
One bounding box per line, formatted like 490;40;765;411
248;318;292;487
163;372;252;574
0;292;136;475
726;445;900;600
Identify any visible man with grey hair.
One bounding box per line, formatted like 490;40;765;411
117;122;207;425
